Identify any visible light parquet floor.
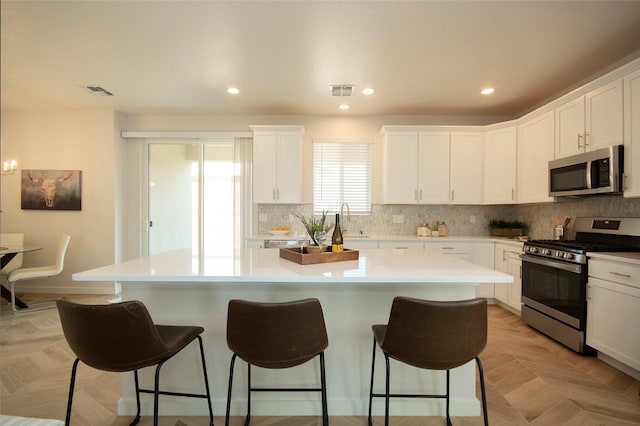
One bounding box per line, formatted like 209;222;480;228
0;294;638;425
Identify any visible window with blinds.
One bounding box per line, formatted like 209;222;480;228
313;140;372;215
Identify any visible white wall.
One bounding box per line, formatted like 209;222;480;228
0;109;119;294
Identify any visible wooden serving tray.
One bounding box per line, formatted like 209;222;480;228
279;247;359;265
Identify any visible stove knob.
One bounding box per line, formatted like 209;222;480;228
530;247;538;253
556;251;563;257
542;249;551;255
564;253;574;260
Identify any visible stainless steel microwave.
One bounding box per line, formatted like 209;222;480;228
549;145;624;197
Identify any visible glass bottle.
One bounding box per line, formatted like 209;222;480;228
332;214;344;252
438;221;448;237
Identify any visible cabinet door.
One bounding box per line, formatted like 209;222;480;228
450;132;483;204
585;79;623;151
252;132;278;203
624;69;640;198
472;242;495;298
379;241;424;249
275;131;302;203
484;127;517;204
493;244;509;304
587;277;640;371
555;96;585;158
418;132;450;204
507;254;522;312
383;132;419;203
517;111;555;203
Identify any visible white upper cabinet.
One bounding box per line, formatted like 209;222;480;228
251;125;304;203
624;68;640;198
484;126;517;204
382;128;450;204
419;132;450;203
450;132;483;204
555;80;623;158
517;111;555;203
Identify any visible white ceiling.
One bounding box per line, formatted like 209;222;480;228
2;1;640;118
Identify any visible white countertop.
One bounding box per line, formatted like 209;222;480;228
256;234;525;245
588;251;640;265
73;247;513;284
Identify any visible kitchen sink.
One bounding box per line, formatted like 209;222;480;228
344;234;370;239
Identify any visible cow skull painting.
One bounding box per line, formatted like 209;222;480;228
21;169;82;210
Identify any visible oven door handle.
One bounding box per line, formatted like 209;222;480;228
521;254;583;274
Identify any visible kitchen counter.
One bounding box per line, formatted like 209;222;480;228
73;248;511;419
254;234;526;245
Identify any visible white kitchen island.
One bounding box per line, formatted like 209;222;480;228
73;248;512;419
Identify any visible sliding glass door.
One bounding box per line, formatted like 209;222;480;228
147;138;250;256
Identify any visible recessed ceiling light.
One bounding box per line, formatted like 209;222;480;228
227;87;240;95
339;104;350;110
362;88;375;95
481;88;495;95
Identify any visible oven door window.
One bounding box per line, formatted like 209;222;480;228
521;257;587;329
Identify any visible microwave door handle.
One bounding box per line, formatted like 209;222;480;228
586;160;592;189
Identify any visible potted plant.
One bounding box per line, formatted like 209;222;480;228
488;219;528;238
294;210;332;252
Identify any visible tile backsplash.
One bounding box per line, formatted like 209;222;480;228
257;196;640;240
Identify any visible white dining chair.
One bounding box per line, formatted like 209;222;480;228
1;233;25;275
7;234;71;313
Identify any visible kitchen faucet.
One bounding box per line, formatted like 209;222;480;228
340;202;351;234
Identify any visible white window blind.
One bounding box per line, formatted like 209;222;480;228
313;140;371;215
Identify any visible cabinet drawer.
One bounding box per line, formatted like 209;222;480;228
424;241;470;254
589;259;640;289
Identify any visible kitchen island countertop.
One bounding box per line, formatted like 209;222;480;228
73;247;513;284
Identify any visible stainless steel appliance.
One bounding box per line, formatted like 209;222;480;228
548;145;623;197
521;217;640;353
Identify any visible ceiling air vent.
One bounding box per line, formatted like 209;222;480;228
84;86;114;96
330;84;354;97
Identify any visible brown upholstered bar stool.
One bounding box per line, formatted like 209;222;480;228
56;299;214;426
368;297;489;426
225;298;329;426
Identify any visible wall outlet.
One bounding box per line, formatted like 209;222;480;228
470;215;476;224
393;215;405;224
259;213;267;222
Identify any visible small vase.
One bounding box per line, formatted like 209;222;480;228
305;245;322;254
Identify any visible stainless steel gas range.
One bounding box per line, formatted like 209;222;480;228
520;217;640;353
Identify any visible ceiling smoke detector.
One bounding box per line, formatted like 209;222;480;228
84;86;114;96
330;84;354;97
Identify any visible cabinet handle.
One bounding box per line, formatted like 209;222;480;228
272;189;276;200
609;271;631;278
419;189;423;201
441;247;455;250
584;132;590;146
577;133;583;149
277;188;280;200
451;190;455;201
511;188;515;200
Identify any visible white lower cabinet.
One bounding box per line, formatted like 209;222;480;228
471;242;495;298
494;243;523;312
378;241;424;249
587;258;640;373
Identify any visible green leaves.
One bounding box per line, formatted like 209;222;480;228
294;210;332;246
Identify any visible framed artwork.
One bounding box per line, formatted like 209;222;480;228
21;169;82;211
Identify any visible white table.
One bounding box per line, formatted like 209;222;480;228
73;248;512;419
